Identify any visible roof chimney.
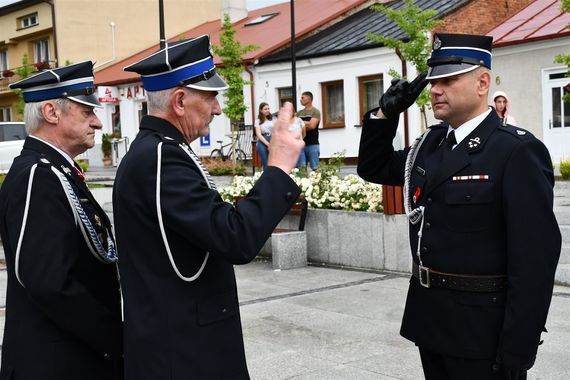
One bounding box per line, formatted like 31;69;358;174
221;0;248;24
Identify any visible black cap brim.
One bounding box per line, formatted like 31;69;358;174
426;63;480;80
186;72;228;91
67;93;102;108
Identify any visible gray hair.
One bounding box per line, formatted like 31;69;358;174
24;98;71;134
147;88;176;114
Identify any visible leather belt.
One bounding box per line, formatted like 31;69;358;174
412;262;507;292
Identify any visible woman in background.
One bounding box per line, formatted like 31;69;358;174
493;90;517;126
254;102;273;170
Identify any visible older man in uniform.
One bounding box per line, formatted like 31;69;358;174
113;35;304;379
0;62;122;379
358;33;560;379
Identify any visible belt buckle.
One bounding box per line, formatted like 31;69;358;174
418;265;430;288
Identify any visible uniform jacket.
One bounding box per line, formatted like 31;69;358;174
113;116;301;380
357;109;560;361
0;138;123;379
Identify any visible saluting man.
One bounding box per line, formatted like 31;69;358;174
358;33;561;379
113;35;304;379
0;62;123;379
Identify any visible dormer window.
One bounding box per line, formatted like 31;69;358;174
245;13;279;26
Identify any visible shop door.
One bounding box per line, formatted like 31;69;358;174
543;70;570;162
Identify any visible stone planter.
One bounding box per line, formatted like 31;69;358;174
277;208;411;274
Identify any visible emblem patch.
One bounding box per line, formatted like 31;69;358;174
433;36;442;50
468;137;481;149
516;130;526;135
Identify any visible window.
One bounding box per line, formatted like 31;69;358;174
551;86;570;128
0;50;7;71
112;105;121;136
34;39;50;63
321;80;345;128
358;74;383;124
245;13;279;26
0;107;12;122
19;13;38;29
278;87;292;107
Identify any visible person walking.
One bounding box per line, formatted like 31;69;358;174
358;33;560;380
0;61;123;379
113;35;304;379
297;91;321;170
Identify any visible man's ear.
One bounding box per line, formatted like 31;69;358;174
478;70;491;95
41;101;59;125
171;89;186;117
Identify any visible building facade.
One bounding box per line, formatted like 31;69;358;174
0;0;219;124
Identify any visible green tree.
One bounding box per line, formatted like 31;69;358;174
12;54;36;118
213;13;258;162
554;0;570;101
367;0;441;130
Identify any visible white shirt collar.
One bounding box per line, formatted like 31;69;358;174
447;107;493;149
29;135;75;166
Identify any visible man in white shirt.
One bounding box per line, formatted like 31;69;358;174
358;33;560;380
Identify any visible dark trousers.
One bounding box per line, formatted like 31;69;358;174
418;347;526;380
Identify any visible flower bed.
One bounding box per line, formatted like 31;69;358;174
219;168;383;213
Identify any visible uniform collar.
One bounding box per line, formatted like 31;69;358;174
447;107;492;148
139;115;188;144
28;135;75;166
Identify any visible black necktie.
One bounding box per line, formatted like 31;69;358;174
445;130;457;151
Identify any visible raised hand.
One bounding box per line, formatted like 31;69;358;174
267;102;305;174
379;71;428;119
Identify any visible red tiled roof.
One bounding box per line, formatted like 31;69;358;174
487;0;570;47
95;0;370;86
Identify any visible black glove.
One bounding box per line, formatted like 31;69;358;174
379;71;428;119
492;352;535;380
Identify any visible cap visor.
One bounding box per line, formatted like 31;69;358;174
68;93;102;108
426;64;480;80
186;72;228;91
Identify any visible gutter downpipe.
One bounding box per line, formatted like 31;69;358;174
244;63;257;173
45;0;58;67
94;22;116;69
244;62;255;124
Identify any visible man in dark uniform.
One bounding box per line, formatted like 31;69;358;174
358;33;560;379
113;35;304;379
0;62;123;379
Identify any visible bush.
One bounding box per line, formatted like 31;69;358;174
101;133;112;158
560;159;570;180
203;158;246;176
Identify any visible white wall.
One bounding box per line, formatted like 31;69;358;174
253;47;424;158
491;38;570;140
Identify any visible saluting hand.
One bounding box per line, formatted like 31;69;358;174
267;102;305;174
379;71;428;119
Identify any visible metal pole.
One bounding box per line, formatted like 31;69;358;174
290;0;297;109
159;0;166;49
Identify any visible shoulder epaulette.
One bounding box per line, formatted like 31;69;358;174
36;157;52;169
498;124;534;140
